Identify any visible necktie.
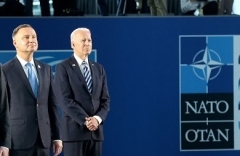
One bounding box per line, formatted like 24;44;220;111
26;63;38;97
82;61;92;93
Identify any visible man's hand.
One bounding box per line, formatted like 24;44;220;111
85;117;99;131
52;141;63;156
0;147;9;156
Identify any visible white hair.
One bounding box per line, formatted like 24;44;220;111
70;28;91;42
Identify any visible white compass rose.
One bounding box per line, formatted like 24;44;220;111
190;46;223;83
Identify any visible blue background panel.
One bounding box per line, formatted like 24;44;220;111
0;16;240;156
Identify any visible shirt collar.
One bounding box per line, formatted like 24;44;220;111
73;53;89;66
16;55;35;67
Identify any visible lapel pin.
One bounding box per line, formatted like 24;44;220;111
38;65;41;68
72;64;76;67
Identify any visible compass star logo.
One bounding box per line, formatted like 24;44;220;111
180;35;236;151
190;46;224;83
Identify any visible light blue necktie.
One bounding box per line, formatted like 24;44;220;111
82;61;92;93
26;63;38;97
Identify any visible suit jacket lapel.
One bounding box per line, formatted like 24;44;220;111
89;60;96;96
34;60;42;98
12;57;36;97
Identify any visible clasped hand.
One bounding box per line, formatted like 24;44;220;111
0;147;9;156
85;117;99;131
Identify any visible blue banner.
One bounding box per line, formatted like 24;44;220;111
0;16;240;156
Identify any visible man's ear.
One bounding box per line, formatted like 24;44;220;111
71;42;74;48
13;40;16;47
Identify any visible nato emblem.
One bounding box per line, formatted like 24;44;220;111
180;35;240;151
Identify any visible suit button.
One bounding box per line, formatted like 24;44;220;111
36;103;38;107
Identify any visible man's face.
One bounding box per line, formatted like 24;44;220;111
72;30;92;58
13;27;38;54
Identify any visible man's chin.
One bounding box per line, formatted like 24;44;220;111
25;49;36;54
85;51;92;55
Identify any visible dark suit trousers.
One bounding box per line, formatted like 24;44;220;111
24;0;50;16
39;0;50;16
10;133;49;156
24;0;33;16
98;0;108;16
63;140;102;156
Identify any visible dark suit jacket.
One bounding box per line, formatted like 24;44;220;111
0;64;10;148
2;57;60;150
54;56;110;141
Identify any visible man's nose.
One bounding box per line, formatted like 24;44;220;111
85;41;90;45
29;37;35;42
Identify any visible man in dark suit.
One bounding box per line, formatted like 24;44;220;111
2;24;62;156
54;28;110;156
0;64;10;156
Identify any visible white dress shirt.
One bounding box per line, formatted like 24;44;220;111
73;54;102;124
16;55;39;83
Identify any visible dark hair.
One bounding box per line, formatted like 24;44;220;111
12;24;32;39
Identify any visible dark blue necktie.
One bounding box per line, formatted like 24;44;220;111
26;63;38;97
82;61;92;93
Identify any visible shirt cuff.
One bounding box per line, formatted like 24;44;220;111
53;140;62;142
0;146;9;150
93;115;102;124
